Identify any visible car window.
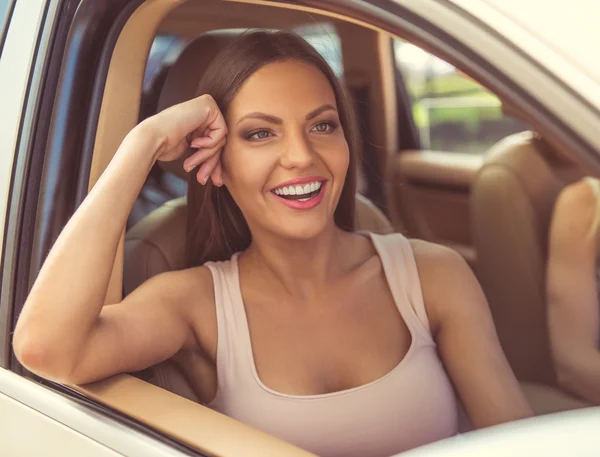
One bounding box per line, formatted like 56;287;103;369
393;39;528;154
294;23;343;78
0;0;15;58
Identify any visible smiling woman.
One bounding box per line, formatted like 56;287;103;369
185;31;357;267
13;29;531;457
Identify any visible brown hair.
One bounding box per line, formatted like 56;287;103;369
186;30;359;267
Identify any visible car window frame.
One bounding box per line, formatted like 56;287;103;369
2;0;599;454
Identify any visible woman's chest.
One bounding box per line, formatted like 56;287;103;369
243;273;413;396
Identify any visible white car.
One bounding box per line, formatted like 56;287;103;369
1;0;599;456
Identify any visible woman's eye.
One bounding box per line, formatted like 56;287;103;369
246;129;272;141
311;122;336;133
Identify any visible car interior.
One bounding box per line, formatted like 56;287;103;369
9;0;599;454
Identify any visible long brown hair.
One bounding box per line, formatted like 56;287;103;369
186;30;359;267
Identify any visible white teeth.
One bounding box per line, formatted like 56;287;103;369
273;181;323;196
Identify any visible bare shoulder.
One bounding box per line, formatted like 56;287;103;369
409;238;469;279
158;265;216;319
408;239;483;334
138;265;215;308
127;265;217;347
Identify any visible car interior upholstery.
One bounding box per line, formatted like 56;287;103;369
60;0;596;452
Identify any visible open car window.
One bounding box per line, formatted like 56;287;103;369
393;39;529;154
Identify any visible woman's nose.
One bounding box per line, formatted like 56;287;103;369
280;131;314;169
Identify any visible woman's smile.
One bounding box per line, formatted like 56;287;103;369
270;177;328;210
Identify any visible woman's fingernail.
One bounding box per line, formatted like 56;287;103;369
201;175;208;185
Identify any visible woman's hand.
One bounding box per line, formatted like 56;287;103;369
144;94;227;186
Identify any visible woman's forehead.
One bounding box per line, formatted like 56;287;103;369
228;60;337;120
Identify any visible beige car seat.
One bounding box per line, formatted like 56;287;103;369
124;31;394;401
471;130;589;413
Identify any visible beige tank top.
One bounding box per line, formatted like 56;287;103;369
204;232;458;457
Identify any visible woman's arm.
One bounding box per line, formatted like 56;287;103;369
13;95;226;384
411;240;533;429
547;179;600;404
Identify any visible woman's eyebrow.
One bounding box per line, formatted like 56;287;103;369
236;104;337;126
306;104;337;120
236;113;282;126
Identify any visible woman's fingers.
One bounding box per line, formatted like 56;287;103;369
196;151;221;185
190;124;227;149
151;94;227;162
210;161;223;187
183;137;226;172
183;147;213;173
190;135;216;149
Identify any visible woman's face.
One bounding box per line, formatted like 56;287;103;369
221;59;350;241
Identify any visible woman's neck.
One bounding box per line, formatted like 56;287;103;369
242;224;356;302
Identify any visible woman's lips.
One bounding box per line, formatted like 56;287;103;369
272;181;327;210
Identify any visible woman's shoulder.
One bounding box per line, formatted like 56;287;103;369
407;239;484;334
363;231;464;266
169;254;239;287
143;266;216;316
407;238;468;279
366;231;470;293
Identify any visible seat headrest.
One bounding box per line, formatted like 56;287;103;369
156;30;241;179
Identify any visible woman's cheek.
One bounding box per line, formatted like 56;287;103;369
320;139;350;178
223;144;273;191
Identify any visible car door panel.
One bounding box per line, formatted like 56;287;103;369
0;368;193;457
1;393;124;457
74;373;317;457
387;150;482;267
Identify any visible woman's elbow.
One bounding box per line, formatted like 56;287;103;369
13;328;76;383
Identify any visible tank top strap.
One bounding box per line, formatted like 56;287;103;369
368;232;434;344
204;254;255;396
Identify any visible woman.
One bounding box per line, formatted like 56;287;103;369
14;30;531;456
547;177;600;405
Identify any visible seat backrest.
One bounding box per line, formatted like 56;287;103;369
471;131;583;385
